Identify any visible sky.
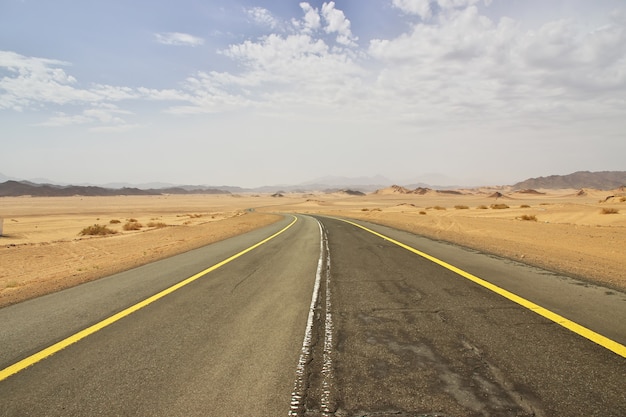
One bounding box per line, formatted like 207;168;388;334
1;0;625;187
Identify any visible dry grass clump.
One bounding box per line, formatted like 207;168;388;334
109;219;121;224
455;205;469;209
520;205;531;208
621;197;626;202
491;204;510;209
431;206;446;210
518;214;538;221
146;222;167;228
477;205;488;209
123;220;143;231
80;224;118;236
601;208;619;215
419;211;427;215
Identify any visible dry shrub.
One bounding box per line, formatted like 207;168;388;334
361;208;369;211
491;204;510;209
455;205;469;209
109;219;121;224
80;224;118;236
187;214;203;218
477;205;488;209
601;208;619;214
127;218;139;222
123;221;143;231
519;214;537;221
147;222;167;228
433;206;446;210
419;211;427;215
621;197;626;202
520;205;531;208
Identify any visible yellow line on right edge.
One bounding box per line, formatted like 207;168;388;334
339;218;626;359
0;215;298;383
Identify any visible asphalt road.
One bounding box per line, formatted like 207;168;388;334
1;214;625;416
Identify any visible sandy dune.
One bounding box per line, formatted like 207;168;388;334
1;188;625;307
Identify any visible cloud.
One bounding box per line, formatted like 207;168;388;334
392;0;433;20
0;50;98;111
154;32;205;47
298;2;321;33
245;7;280;29
3;2;625;138
39;103;136;132
0;50;196;129
167;3;364;115
321;2;358;46
367;5;626;126
391;0;488;20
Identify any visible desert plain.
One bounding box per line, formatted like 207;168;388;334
1;186;625;308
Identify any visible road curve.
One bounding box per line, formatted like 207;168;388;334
1;214;625;416
0;215;322;416
302;215;626;417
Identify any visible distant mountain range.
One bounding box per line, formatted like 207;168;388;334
1;171;624;197
512;171;626;190
0;180;230;197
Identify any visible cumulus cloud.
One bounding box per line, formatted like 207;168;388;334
3;2;626;134
166;3;363;115
392;0;433;20
245;7;280;29
0;50;193;126
298;2;321;33
154;32;204;47
0;50;99;111
321;2;358;46
392;0;489;20
367;4;626;126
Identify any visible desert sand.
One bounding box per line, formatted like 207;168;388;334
1;187;625;308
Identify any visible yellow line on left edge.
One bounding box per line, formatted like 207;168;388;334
0;216;298;383
339;218;626;359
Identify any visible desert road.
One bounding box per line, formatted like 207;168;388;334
1;214;625;416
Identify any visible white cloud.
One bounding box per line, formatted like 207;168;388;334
391;0;489;20
367;5;626;127
39;103;135;131
245;7;280;29
154;32;205;47
3;2;625;140
299;2;321;33
0;50;98;110
0;50;197;129
321;2;358;46
392;0;432;20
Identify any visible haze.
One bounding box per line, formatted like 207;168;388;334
1;0;625;188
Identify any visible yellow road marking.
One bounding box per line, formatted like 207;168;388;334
339;218;626;359
0;216;298;382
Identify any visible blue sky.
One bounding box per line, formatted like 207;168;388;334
1;0;625;187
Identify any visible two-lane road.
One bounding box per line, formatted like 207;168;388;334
1;214;625;416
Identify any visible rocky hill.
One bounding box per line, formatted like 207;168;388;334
0;181;230;197
512;171;626;190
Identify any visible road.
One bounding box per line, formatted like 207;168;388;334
1;214;625;416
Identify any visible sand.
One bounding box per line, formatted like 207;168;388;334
1;188;625;308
